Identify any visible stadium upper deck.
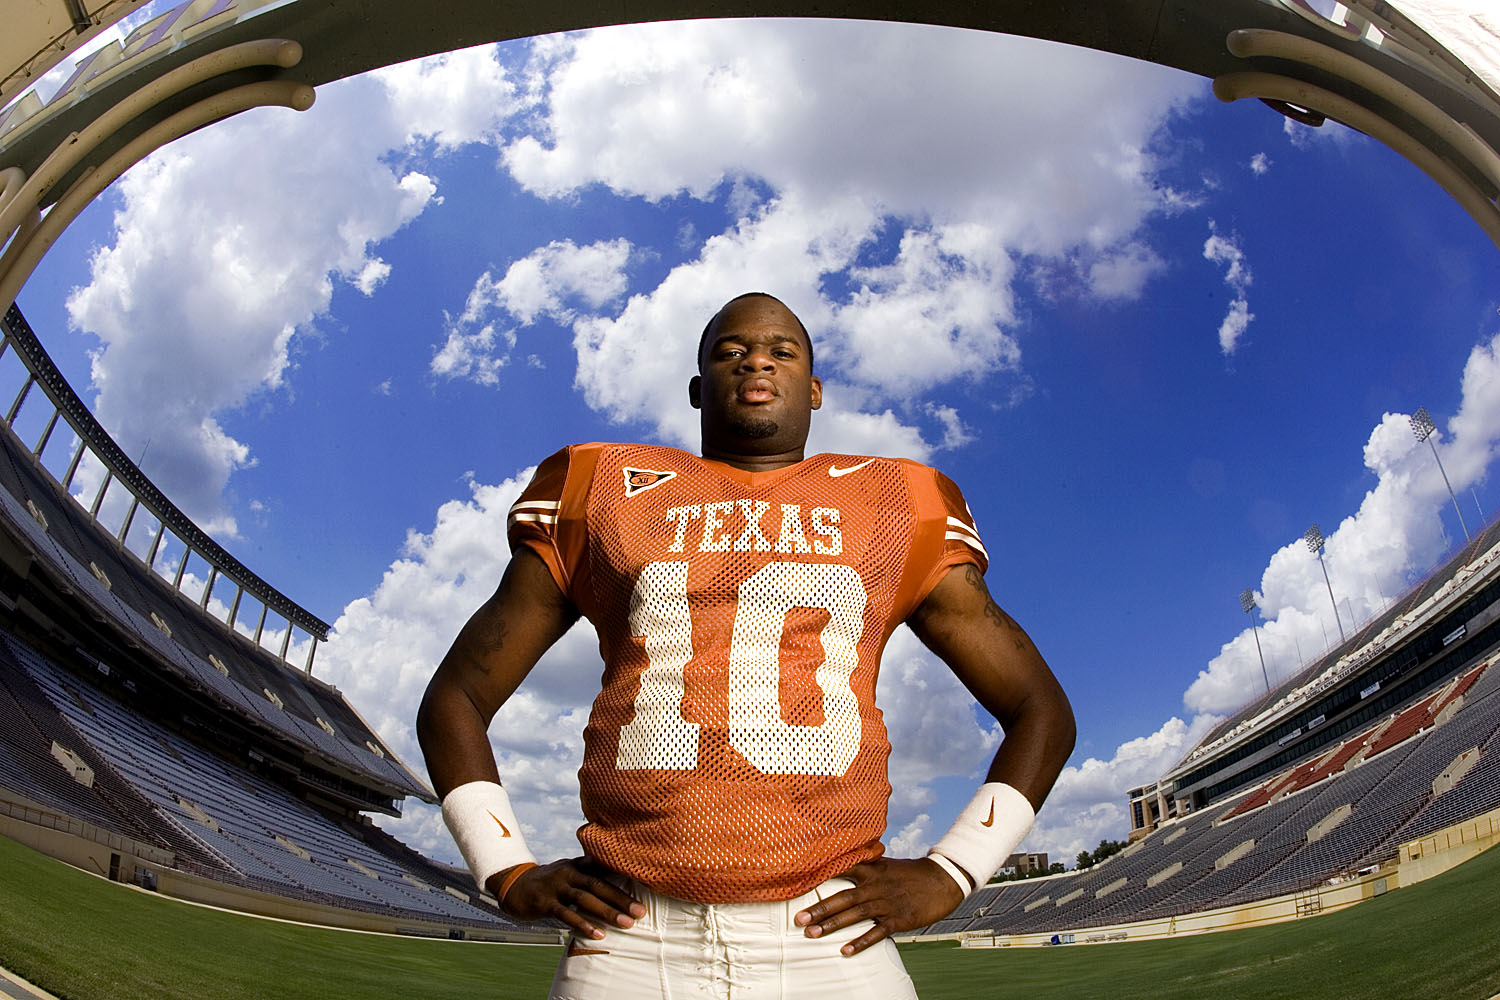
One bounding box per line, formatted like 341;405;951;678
1148;513;1500;821
0;302;430;814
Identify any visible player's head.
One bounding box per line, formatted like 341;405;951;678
696;293;814;375
689;293;822;464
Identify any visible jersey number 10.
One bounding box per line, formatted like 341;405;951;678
617;560;867;778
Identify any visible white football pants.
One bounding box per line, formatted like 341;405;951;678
548;876;920;999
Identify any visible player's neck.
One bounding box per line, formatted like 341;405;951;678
698;442;808;473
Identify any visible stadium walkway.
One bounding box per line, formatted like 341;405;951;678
0;965;58;1000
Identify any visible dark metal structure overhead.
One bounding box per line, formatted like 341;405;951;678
1;0;1497;246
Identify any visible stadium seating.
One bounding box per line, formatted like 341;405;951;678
0;429;426;804
0;629;513;929
936;654;1500;936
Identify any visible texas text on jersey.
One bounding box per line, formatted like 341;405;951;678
507;442;988;903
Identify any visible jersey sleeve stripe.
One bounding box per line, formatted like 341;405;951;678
945;516;985;546
945;529;989;561
508;500;560;526
510;500;561;513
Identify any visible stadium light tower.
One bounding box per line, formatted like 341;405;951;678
1411;406;1470;542
1240;589;1271;693
1305;524;1346;644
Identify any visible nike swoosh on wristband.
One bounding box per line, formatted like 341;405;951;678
487;810;512;837
980;799;995;828
828;459;876;477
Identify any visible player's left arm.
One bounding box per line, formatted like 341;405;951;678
795;561;1075;954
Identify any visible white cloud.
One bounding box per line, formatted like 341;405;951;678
1280;114;1364;150
503;21;1197;241
566;195;870;449
830;226;1022;397
430;322;515;386
316;466;603;862
877;627;1005;833
1203;230;1251;288
374;46;517;150
1249;152;1271;175
1026;715;1220;862
1217;296;1254;356
495;239;634;324
887;813;933;858
1203;225;1254;355
432;239;634;385
65;49;518;532
484;20;1202;450
926;403;974;451
1086;241;1167;301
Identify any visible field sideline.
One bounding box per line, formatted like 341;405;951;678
3;833;1500;999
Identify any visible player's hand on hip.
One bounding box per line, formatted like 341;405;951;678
496;857;646;940
794;857;964;956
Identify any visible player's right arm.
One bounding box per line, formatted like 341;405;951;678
416;547;645;938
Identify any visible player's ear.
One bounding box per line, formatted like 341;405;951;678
810;375;822;411
689;374;702;409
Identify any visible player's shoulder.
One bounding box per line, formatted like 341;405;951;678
524;443;702;504
534;441;689;467
841;455;975;519
890;455;967;491
565;441;699;462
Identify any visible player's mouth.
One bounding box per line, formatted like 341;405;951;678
737;378;777;404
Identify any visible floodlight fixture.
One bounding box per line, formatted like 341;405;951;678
1305;523;1346;644
1410;406;1470;542
1410;406;1436;442
1240;588;1270;693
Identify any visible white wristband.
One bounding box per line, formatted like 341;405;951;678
927;852;974;899
928;782;1035;891
441;780;538;892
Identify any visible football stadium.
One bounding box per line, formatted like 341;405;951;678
3;1;1500;998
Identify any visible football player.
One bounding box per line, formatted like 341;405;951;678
417;292;1075;997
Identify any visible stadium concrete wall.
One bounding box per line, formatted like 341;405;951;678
0;792;174;881
145;866;558;944
927;804;1500;950
1398;805;1500;882
0;798;557;944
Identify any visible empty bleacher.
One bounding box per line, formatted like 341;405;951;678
939;654;1500;937
0;428;425;806
0;628;511;930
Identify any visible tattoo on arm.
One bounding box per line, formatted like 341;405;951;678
469;614;510;672
964;564;1030;652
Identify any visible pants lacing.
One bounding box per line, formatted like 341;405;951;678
694;903;749;996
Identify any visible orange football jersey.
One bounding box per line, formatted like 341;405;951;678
507;443;987;903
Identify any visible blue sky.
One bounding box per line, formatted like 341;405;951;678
10;14;1500;864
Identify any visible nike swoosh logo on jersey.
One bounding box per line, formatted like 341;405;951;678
980;799;995;828
828;459;875;477
487;810;511;837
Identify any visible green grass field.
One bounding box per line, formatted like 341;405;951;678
3;833;1499;999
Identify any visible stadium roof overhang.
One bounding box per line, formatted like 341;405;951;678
1;0;1498;250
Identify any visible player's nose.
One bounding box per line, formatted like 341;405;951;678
735;345;777;372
